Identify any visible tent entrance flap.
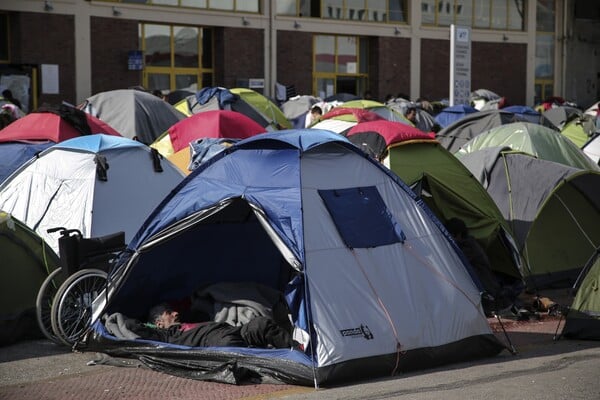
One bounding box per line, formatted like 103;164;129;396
318;186;405;248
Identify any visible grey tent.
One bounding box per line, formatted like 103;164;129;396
457;121;600;171
436;110;523;153
460;147;600;290
541;106;583;131
281;95;320;128
81;89;186;145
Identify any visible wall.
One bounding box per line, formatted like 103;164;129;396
215;27;264;89
276;30;313;95
565;19;600;108
420;38;526;104
370;36;411;102
11;12;75;107
90;17;140;96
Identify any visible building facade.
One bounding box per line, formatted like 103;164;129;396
0;0;598;112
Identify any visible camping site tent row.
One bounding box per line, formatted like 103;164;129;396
81;129;505;386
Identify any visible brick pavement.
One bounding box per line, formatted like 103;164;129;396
0;313;573;400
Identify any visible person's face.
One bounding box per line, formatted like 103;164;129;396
406;109;416;121
155;310;179;328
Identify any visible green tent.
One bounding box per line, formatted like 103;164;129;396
460;148;600;290
0;211;60;345
457;121;600;171
386;140;523;280
562;252;600;340
341;99;413;125
561;114;597;148
175;87;291;131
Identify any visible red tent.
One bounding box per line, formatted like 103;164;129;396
166;109;266;152
0;109;121;143
346;120;435;160
319;107;384;124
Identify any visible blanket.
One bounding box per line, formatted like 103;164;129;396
190;282;289;328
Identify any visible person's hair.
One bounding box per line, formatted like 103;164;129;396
148;303;174;324
445;217;468;237
311;105;322;115
2;89;12;99
405;106;416;115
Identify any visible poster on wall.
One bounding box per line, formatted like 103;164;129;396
41;64;59;95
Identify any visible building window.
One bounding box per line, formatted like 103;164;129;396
422;0;524;30
119;0;259;12
0;13;8;62
277;0;408;23
313;35;368;98
535;0;555;103
140;23;213;93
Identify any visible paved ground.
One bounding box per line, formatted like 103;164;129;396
1;313;599;400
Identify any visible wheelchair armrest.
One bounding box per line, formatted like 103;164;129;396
79;231;126;257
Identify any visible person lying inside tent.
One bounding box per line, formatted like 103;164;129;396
145;303;296;348
103;303;296;349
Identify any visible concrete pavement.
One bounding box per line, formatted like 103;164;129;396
1;316;599;400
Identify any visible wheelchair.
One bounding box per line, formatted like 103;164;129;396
36;227;125;347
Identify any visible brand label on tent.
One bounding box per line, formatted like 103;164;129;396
340;324;374;340
450;25;471;106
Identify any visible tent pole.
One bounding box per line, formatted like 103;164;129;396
494;314;517;355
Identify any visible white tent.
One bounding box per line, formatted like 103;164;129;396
583;134;600;164
0;135;185;253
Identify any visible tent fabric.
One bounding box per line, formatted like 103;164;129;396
281;95;320;129
460;148;600;289
81;89;186;145
176;87;291;131
435;109;523;153
386;99;437;132
583;134;600;164
0;109;121;143
434;105;478;129
0;211;60;346
541;106;583;130
151;110;266;157
384;141;523;280
83;129;504;386
501;106;541;124
345;120;435;160
561;114;597;148
340;100;413;125
562;253;600;340
457;122;600;171
0;141;53;184
310;107;385;134
0;135;185;253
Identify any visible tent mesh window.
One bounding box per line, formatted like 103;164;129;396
318;186;405;248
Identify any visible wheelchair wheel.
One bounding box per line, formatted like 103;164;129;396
35;267;65;345
50;268;108;347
